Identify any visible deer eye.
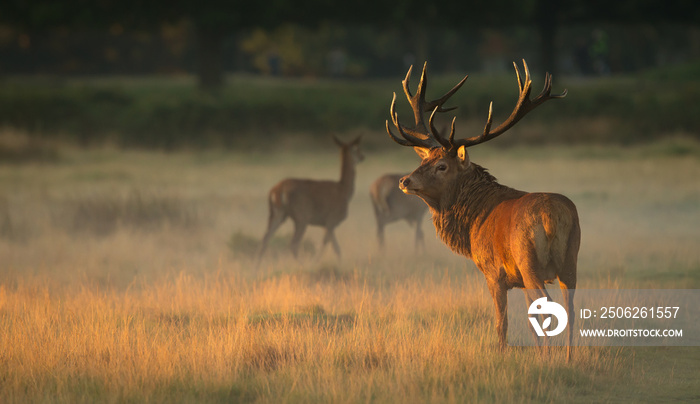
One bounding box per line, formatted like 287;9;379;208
436;163;447;172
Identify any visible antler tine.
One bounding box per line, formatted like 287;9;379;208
403;62;430;129
402;64;415;99
533;72;568;104
448;116;456;145
385;120;412;146
425;73;468;113
387;93;440;148
482;102;494;138
394;111;437;147
428;106;454;150
386;93;413;146
452;59;566;150
514;61;523;91
515;59;532;97
403;62;468;123
389;92;399;126
400;62;428;137
386;62;469;150
416;62;428;102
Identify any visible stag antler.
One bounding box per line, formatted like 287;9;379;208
451;60;567;150
386;60;566;154
386;62;468;149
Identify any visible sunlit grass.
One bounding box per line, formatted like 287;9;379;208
0;138;699;402
0;271;635;403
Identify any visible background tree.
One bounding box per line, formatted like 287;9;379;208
2;0;698;84
143;0;333;90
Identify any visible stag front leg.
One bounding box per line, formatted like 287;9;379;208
487;279;508;350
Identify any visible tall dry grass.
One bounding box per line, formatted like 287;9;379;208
0;271;633;403
1;134;699;402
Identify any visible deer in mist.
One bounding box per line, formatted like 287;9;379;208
370;173;428;251
257;135;364;264
385;61;580;360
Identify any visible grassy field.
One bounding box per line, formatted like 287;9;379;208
1;132;699;403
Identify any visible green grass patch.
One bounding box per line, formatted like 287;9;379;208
2;64;699;149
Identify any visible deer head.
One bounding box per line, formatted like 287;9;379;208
334;134;364;165
386;60;566;207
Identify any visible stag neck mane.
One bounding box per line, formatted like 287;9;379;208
431;163;526;258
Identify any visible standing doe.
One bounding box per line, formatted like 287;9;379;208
257;136;364;264
386;61;580;360
370;173;428;251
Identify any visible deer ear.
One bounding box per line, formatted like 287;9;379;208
332;135;344;147
414;147;431;160
457;145;470;166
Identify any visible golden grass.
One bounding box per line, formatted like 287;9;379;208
0;273;633;403
1;136;699;402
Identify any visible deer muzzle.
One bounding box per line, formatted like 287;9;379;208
399;175;417;195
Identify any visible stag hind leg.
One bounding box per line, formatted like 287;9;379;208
559;279;575;363
558;251;577;362
521;269;554;347
521;255;574;362
522;284;554;349
560;223;580;363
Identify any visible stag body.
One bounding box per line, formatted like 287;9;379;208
258;136;363;262
370;173;428;251
386;61;579;360
403;149;579;352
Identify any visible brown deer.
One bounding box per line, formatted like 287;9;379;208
370;173;428;251
386;61;580;360
257;135;364;263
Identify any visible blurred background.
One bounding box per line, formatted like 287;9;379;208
0;0;699;150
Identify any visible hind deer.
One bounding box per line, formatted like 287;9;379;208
370;173;428;251
257;135;363;264
386;61;580;361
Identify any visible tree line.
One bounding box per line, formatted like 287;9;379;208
1;0;699;89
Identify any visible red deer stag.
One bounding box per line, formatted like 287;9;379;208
257;136;364;264
370;173;428;251
386;61;579;360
